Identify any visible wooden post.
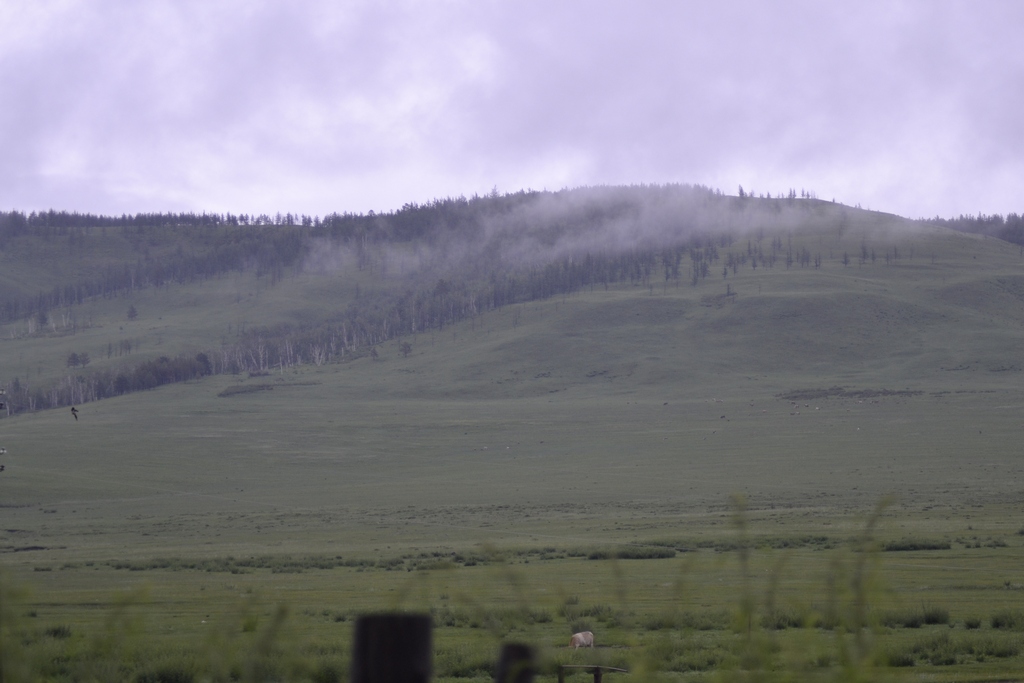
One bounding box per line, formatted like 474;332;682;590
495;643;535;683
351;613;432;683
558;665;627;683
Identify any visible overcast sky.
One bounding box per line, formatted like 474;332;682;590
1;1;1021;219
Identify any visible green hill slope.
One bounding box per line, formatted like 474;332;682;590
3;191;1021;406
1;195;1023;562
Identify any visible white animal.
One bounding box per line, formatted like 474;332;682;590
569;631;594;649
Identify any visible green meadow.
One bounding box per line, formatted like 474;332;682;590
3;201;1024;681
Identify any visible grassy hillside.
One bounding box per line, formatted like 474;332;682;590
1;210;1023;555
4;195;1022;394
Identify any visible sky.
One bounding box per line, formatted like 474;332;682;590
1;0;1021;220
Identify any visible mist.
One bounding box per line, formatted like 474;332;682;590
300;184;890;284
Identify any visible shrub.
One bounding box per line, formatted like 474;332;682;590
135;667;195;683
761;608;805;630
882;539;950;551
643;614;675;631
970;635;1020;658
923;606;950;625
991;610;1024;630
587;545;676;560
580;604;614;620
881;610;923;628
568;619;593;634
431;606;473;628
435;646;493;678
811;608;841;631
880;605;948;629
912;632;957;665
759;535;836;550
43;624;72;639
901;631;1021;666
643;610;730;631
645;636;730;672
107;553;375;573
310;663;343;683
884;650;915;667
413;559;454;571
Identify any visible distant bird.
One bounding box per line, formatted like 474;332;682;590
71;406;79;421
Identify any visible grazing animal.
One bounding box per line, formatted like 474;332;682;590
71;406;78;421
569;631;594;649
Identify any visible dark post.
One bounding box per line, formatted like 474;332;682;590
351;614;432;683
495;643;535;683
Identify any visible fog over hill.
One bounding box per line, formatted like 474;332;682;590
0;184;1022;416
3;184;863;300
317;185;889;275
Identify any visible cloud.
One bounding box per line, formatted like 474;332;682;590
0;0;1021;218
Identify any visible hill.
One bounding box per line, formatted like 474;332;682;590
3;186;1021;411
0;186;1023;564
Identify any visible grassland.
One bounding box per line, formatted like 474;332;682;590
3;207;1024;681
